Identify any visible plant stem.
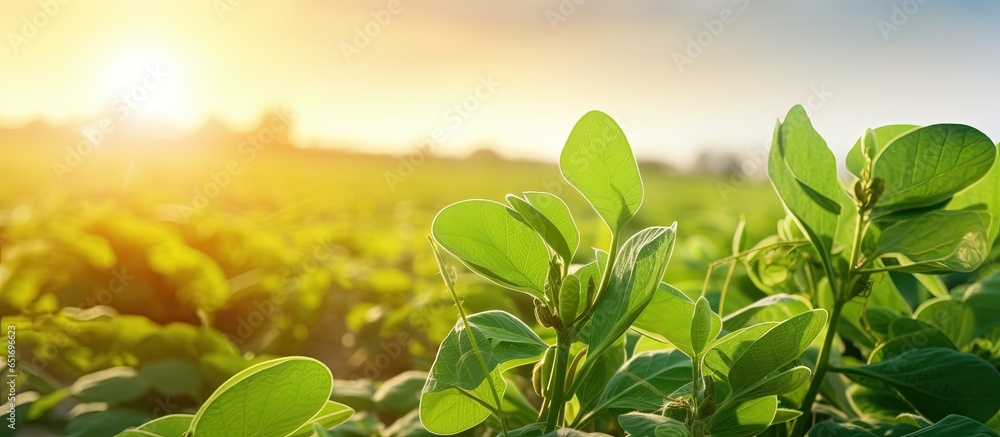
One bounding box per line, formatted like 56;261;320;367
543;330;572;431
792;298;844;436
691;351;703;419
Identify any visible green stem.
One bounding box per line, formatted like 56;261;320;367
691;351;704;419
792;299;844;436
543;330;572;431
717;260;737;318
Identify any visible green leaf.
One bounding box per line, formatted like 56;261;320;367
576;337;626;413
914;298;978;349
619;412;674;436
836;347;1000;422
871;124;996;216
422;310;548;394
432;200;550;300
873;210;988;273
962;272;1000;337
869;318;957;363
119;414;194;436
655;421;693;437
768;106;843;278
190;357;333;437
420;369;505;435
594;350;692;413
373;370;426;416
71;367;151;404
510;192;580;264
846;125;918;178
771;408;802;426
709;396;777;437
906;414;1000;436
738;366;811;400
69;409;152;437
588;225;676;358
690;297;716;354
847;384;911;422
727;310;827;392
722;294;812;331
560;110;644;233
558;274;583;324
633;283;722;358
951;145;1000;255
807;422;879;437
287;401;354;437
137;359;202;397
703;323;777;381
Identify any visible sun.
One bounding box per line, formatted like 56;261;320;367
98;48;187;124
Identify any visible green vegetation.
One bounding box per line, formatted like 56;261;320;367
2;106;999;436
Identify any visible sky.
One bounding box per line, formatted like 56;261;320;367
2;0;999;166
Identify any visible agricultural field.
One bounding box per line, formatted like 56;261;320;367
2;106;999;436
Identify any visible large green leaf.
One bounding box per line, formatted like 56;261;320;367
703;323;777;381
507;192;580;265
633;283;721;358
836;348;1000;422
423;311;548;394
432;200;550;300
709;396;777;437
594;350;692;413
588;225;676;358
914;298;978;349
871;124;996;216
190;357;333;437
768;106;843;277
906;414;1000;436
560;110;643;233
962;272;1000;337
872;210;988;273
846;125;919;178
951;145;1000;256
868;318;957;364
727;310;827;391
420;369;505;435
